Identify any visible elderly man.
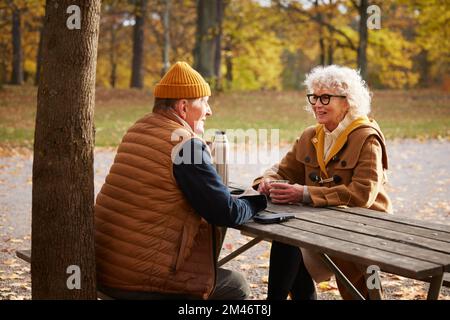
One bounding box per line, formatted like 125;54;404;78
95;61;267;300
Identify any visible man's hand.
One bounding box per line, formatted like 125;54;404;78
269;183;304;204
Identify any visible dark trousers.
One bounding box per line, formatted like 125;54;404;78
98;268;250;300
267;241;317;300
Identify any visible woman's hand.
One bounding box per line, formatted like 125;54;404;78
269;183;304;204
257;178;272;196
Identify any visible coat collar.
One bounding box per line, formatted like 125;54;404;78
311;116;371;177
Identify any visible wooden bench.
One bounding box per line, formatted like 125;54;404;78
18;242;450;300
15;249;114;300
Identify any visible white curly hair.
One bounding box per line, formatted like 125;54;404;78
304;65;371;117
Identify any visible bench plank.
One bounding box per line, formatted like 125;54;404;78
16;249;31;263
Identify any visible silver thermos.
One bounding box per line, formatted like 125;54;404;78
212;130;229;186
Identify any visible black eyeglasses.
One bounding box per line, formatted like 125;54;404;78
307;94;346;105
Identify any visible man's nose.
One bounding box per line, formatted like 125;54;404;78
206;104;212;116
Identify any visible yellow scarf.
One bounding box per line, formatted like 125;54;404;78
312;116;371;178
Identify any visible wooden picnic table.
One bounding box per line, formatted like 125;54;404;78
219;184;450;300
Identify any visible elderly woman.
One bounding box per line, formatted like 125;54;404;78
254;65;392;300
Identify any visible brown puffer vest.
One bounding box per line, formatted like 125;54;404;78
95;111;217;299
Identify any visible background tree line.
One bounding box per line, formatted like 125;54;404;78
0;0;448;91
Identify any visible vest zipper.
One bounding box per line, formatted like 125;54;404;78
208;226;218;299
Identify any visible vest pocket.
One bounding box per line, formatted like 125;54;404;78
173;225;189;272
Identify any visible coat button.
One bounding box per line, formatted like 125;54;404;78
341;160;347;167
305;156;310;163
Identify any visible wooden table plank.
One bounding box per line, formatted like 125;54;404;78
264;205;450;254
264;202;450;241
237;222;442;279
329;206;450;234
285;218;450;272
318;209;450;243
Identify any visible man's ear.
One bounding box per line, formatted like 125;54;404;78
174;99;189;119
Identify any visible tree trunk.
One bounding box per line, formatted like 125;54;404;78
109;24;117;88
327;43;333;65
35;26;44;86
161;0;171;75
32;0;101;300
417;49;430;87
327;35;334;65
0;43;6;88
11;7;23;85
315;0;325;66
214;0;224;91
130;0;147;88
224;36;232;89
194;0;218;80
357;0;368;80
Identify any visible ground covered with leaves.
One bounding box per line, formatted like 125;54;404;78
1;140;449;300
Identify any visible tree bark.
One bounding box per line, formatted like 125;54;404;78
130;0;147;88
11;7;23;85
35;26;44;86
214;0;224;91
32;0;101;299
109;24;117;88
194;0;218;80
327;41;333;65
314;0;325;66
224;36;232;89
357;0;368;80
161;0;171;75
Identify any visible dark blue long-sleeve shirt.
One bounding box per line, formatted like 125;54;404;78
173;138;267;227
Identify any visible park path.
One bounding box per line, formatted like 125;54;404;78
1;139;449;299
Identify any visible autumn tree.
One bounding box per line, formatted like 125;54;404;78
223;0;284;90
0;0;45;86
355;0;368;80
32;0;101;299
130;0;147;88
405;0;450;87
147;0;197;78
194;0;220;83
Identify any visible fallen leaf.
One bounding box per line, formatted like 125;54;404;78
240;264;251;271
318;282;338;291
8;274;24;280
3;258;17;265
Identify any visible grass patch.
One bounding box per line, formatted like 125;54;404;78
0;85;449;147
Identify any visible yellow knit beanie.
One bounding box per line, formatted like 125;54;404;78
154;61;211;99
